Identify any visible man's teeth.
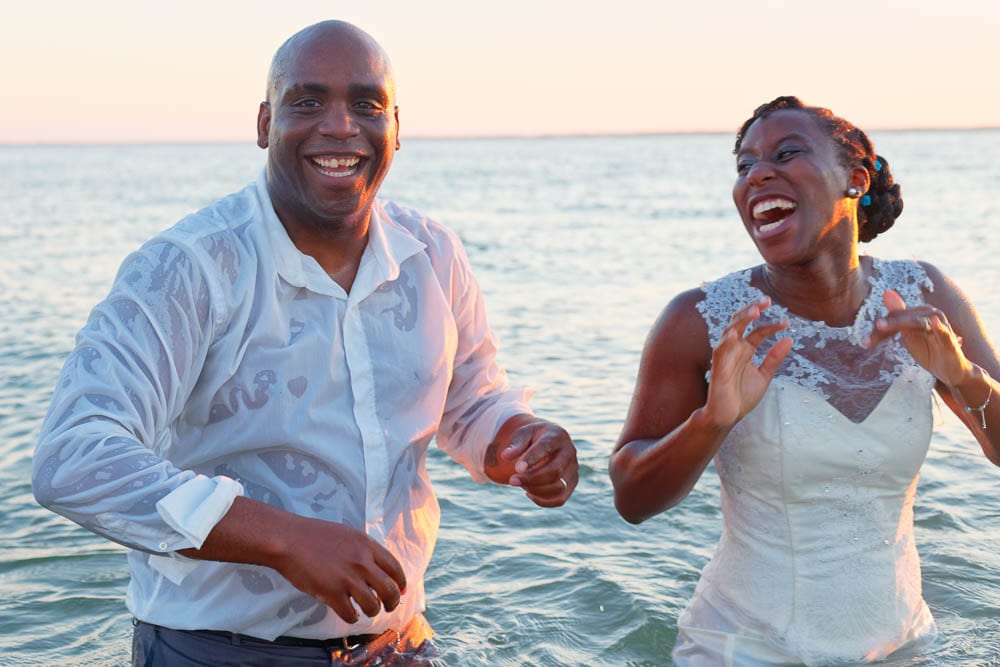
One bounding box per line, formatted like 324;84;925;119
313;156;360;176
752;198;796;219
759;220;784;233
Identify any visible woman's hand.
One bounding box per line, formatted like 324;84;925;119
868;289;974;386
704;297;793;427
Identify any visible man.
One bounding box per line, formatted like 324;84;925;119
32;20;578;665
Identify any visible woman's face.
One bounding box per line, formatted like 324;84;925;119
732;109;857;266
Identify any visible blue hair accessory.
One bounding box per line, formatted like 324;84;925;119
861;194;872;206
874;160;882;171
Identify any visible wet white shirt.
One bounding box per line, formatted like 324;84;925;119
33;171;532;640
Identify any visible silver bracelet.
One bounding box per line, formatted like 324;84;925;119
963;372;993;430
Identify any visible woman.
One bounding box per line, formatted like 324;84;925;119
609;96;1000;665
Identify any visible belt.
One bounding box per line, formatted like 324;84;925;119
137;620;384;651
230;630;382;651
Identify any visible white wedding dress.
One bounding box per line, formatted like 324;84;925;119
672;258;939;666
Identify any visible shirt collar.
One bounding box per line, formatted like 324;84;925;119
253;169;426;299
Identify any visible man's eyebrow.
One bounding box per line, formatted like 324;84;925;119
282;82;329;96
347;84;391;102
279;82;390;103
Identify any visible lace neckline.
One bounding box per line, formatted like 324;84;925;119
695;257;936;422
747;258;884;346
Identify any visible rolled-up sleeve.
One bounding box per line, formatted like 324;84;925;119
434;240;534;482
32;239;243;555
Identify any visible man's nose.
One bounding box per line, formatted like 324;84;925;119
317;104;359;138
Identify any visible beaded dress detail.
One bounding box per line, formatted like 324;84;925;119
674;258;938;666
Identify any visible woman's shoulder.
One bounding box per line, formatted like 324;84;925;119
869;256;933;282
657;266;756;330
867;256;935;304
698;266;756;291
694;267;763;341
641;288;713;378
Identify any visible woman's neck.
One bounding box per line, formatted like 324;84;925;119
759;254;870;327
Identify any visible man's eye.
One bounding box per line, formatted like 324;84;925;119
354;101;384;114
737;160;754;174
292;99;321;108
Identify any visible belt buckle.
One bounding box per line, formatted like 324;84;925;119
341;635;363;651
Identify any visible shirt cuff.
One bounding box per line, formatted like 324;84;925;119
156;474;244;549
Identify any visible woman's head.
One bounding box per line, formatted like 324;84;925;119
734;96;903;243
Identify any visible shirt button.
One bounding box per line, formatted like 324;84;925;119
158;542;169;551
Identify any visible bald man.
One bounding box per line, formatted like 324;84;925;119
33;20;578;665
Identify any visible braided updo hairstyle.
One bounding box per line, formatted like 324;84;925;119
734;96;903;242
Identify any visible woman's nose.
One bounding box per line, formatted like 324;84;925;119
746;159;775;185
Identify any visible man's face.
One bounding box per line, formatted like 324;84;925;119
257;29;399;237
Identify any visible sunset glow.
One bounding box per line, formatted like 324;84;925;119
5;0;999;143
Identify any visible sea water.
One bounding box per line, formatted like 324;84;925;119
1;131;998;665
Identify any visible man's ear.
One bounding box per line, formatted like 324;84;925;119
394;106;401;150
256;102;271;149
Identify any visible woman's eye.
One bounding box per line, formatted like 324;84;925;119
737;160;754;174
776;147;800;161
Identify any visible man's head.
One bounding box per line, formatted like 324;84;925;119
257;21;399;239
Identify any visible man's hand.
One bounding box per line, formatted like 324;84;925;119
484;414;578;507
268;514;407;624
180;497;406;625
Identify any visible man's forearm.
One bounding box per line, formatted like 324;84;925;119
177;495;292;567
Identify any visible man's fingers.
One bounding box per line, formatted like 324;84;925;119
514;427;572;475
499;428;532;461
348;582;382;619
366;568;403;613
525;475;575;507
327;592;361;624
372;543;407;593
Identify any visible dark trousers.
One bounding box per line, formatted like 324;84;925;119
131;616;440;666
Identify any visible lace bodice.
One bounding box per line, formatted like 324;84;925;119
696;257;935;423
681;258;939;664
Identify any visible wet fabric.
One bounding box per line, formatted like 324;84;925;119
34;170;533;640
674;259;939;665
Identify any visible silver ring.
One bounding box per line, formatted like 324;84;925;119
559;477;568;492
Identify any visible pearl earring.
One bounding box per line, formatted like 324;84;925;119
846;187;861;198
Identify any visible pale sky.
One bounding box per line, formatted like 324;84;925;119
3;0;998;143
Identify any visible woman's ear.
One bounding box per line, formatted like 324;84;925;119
851;164;872;195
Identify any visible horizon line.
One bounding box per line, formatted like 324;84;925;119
4;124;999;148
